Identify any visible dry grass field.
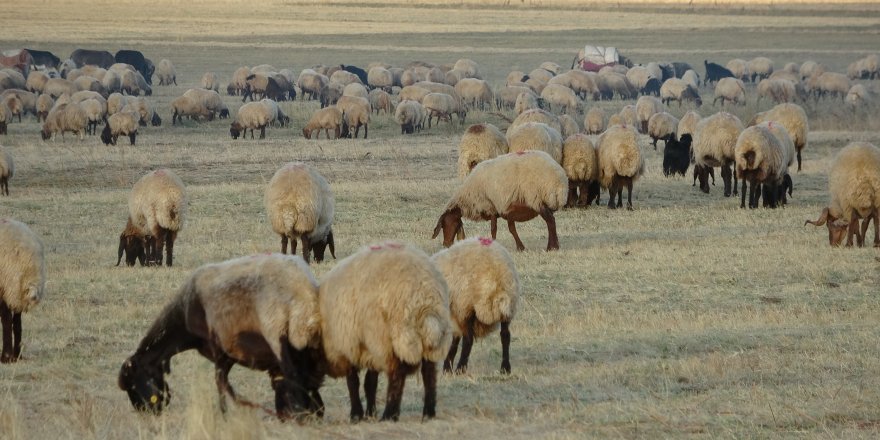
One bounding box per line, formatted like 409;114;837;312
2;1;880;438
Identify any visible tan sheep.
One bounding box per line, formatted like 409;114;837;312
625;66;653;90
297;69;328;101
676;110;701;142
432;150;567;251
584;107;606;135
422;92;465;127
506;70;526;85
648;112;679;150
597;124;645;210
617;104;638;128
399;85;431;103
799;61;825;81
367;67;393;91
230;66;251;95
336;95;371;139
558;114;580;138
41;102;87;141
317;241;452;421
329;70;361;86
596;71;637;100
713;77;746;106
692;112;744;195
453;58;481;79
747;57;774;82
101;69;121;94
74;76;107;97
509;108;561;133
726;59;750;82
368;88;394;115
748;103;809;171
101;109;139;146
562;133;600;207
265;162;335;264
660;78;702;107
2;94;22;125
757;78;798;105
230;101;273;139
35;94;54;122
43;78;77;99
120;169;186;267
540;84;582;114
394;100;425;134
497;85;536;109
514;91;539;115
26;71;49;94
303;106;343;139
806;142;880;247
506;122;563;164
122;96;161;127
455;78;493;111
846;84;873;107
79;97;106;136
155;59;176;86
431;237;519;375
457;123;508;177
413;81;459;101
808;72;850;100
0;103;9;135
0;147;13;195
120;70;143;96
734;122;794;209
171;95;212;125
342;82;368;99
635;95;665;133
0;218;45;363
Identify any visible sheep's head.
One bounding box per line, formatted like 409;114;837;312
432;207;465;248
40;127;51;140
100;124;113;145
118;356;170;414
229;122;243;140
218;108;229;119
310;229;336;263
151;112;162;127
302;127;312;139
117;220;147;266
694;164;712;193
805;207;849;247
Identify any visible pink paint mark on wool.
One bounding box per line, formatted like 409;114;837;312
370;245;384;251
385;242;403;249
478;237;493;246
516;151;526;156
154;169;165;176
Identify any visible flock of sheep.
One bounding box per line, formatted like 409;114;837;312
2;46;880;423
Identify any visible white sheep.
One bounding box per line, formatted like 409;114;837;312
540;84;582;114
548;70;599;100
597;124;645;210
506;122;563;164
1;94;22;125
509;108;562;133
432;150;567;251
748;103;809;172
682;69;701;88
200;72;220;92
431;237;519;375
367;67;393;91
660;78;702;107
497;85;536;109
584;107;605;135
230;101;273;139
43;78;77;98
806;142;880;247
394;100;425;134
368;88;394;115
713;77;746;106
35;94;54;122
297;69;328;101
726;59;750;82
342;82;368;100
558;114;580;138
303;107;343;139
648;112;679;150
457;123;508;177
734;123;793;209
156;59;176;86
183;88;229;120
170;95;211;125
0;147;12;195
747;57;774;82
120;169;186;267
757;78;798;105
635;95;665;133
562;133;600;207
453;58;481;78
806;72;850;100
617;104;638;128
596;71;637;100
79;97;106;135
422;92;465;127
335;95;371;139
691;112;744;196
0;218;45;363
317;241;452;421
0;102;9;135
101;109;139;146
676;110;701;142
514;91;539;115
265;162;335;264
40;102;87;141
846;84;874;107
101;70;121;94
26;71;50;94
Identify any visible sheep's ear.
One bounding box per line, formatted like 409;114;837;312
805;207;832;227
327;230;336;259
456;221;465;240
116;234;126;266
431;220;443;239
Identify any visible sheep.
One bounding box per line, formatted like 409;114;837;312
596;124;645;210
0;218;45;363
454;58;481;78
2;95;22;125
1;89;37;119
297;69;328;101
26;71;49;93
509;108;562;133
847;55;880;80
676;110;701;142
342;82;368;100
647;112;679;150
617;104;638;128
691;112;744;196
394;100;425;135
584;107;605;135
41;102;88;141
258;98;288;127
757;78;798;104
748;103;809;172
734;122;794;209
807;72;851;100
118;253;323;418
315;241;452;421
432;150;567;251
0;69;25;90
431;237;519;375
230;101;273;140
506;122;563;164
514;91;538;115
422;92;465;127
329;70;361;87
747;57;774;82
806;142;880;247
713;77;746;106
171;96;210;125
663;134;692;177
703;60;735;84
79;98;106;135
0;147;12;195
625;66;653;92
242;73;288;102
660;78;702;107
43;78;77;98
726;59;750;82
265;162;335;264
96;69;119;94
458;123;508;177
118;96;160;127
455;78;493;111
596;72;637;100
303;107;343;139
635;95;665;134
368;89;394;115
229;66;251;95
119;169;186;267
367;66;393;91
506;70;526;85
558;114;580;138
540;84;581;114
73;75;107;97
799;61;825;81
561;133;600;207
0;104;9;135
335;95;370;139
120;70;144;96
398;85;431;103
769;70;800;83
101;109;139;146
846;84;874;107
681;69;701;88
35;94;53;122
155;59;176;86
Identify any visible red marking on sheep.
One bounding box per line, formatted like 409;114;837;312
154;169;165;176
478;237;493;246
385;242;403;249
370;245;383;251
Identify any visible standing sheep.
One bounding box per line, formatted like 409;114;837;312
0;219;45;363
692;112;744;196
101;109;139;146
432;237;519;375
748;57;774;82
265;162;336;264
647;112;679;150
432;150;567;252
584;107;605;135
660;78;702;107
394;100;425;135
156;59;177;86
457;123;508;177
514;91;539;115
302;107;343;139
734;123;793;209
713;77;746;106
201;72;220;92
562;133;600;207
726;59;750;82
35;94;54;122
0;147;12;195
506;122;563;164
316;241;452;421
635;95;665;134
368;89;394;115
597;124;645;210
40;102;88;141
367;67;393;91
748;103;809;172
676;110;701;142
422;92;465;127
455;78;493;111
119;169;186;267
540;84;581;114
230;101;273;139
336;95;370;139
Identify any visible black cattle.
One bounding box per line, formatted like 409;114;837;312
24;49;60;69
115;50;155;85
704;60;735;84
70;49;115;68
340;65;368;85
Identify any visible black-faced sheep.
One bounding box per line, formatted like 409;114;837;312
660;78;702;108
432;237;519;375
119;169;186;267
265;162;335;264
433;150;567;251
597;124;645;210
230;101;272;140
303;107;343;139
101;109;139;146
0;218;45;363
118;253;323;419
315;241;452;421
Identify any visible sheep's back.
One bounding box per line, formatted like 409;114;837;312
128;169;186;234
692;112;744;167
597;125;644;187
265;163;333;238
0;219;45;312
828;142;880;220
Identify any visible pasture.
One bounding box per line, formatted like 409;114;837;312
2;0;880;438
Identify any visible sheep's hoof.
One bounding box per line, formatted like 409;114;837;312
500;362;511;375
626;205;634;211
0;353;18;363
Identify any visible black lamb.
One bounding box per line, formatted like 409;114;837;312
663;134;692;177
704;60;735;84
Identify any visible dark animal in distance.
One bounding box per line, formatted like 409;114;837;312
69;49;114;69
662;134;692;177
704;60;735;84
115;50;154;85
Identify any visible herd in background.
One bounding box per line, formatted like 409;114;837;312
2;46;880;423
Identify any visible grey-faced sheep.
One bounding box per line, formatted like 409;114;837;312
846;84;874;107
432;150;567;252
540;84;581;114
748;103;809;172
0;147;12;195
506;122;563;164
394;100;425;135
41;102;87;141
119;169;186;267
265;162;335;264
118;253;323;418
806;142;880;247
562;133;600;207
691;111;744;196
155;59;176;86
230;101;272;140
35;94;53;122
584;107;605;134
101;109;139;146
0;218;45;363
660;78;702;107
368;88;394;115
458;123;508;177
747;57;774;82
734;122;793;209
336;95;370;139
431;237;519;375
713;77;746;106
647;112;679;150
422;92;465;127
316;241;452;421
303;107;343;139
597;124;645;210
635;95;665;133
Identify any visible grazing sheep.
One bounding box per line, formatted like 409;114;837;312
118;253;322;418
43;78;77;98
367;67;393;91
540;84;581;114
120;70;144;96
201;72;221;92
0;219;45;363
0;147;12;195
808;72;850;100
635;95;665;133
26;71;49;93
303;107;343;139
769;70;800;83
79;98;106;135
596;72;637;100
432;237;519;375
329;70;361;87
458;123;508;177
663;134;692;177
506;122;563;164
799;61;825;81
433;150;566;251
726;59;750;82
0;104;9;135
342;82;368;100
297;70;329;101
0;69;25;90
398;85;431;103
171;95;212;125
734;123;793;209
692;112;744;196
265;162;335;264
514;91;539;115
121;169;186;267
846;84;874;107
453;58;481;78
617;104;638;128
806;142;880;247
660;78;702;107
510;108;562;133
747;57;774;82
584;107;605;134
1;94;22;125
455;78;493;111
703;60;735;84
183;88;230;120
562;133;600;207
229;66;251;95
625;66;653;92
549;70;599;100
558;114;580;138
422;92;465;127
335;95;370;139
101;109;139;146
100;69;121;94
676;110;701;142
319;82;344;108
40;102;87;141
155;59;176;86
783;62;800;74
368;89;394;115
35;94;53;122
394;100;425;134
681;69;701;88
713;77;746;106
259;98;289;127
597;124;645;210
506;71;526;85
647;112;679;150
757;78;799;104
497;85;536;110
230;101;273;140
748;103;809;172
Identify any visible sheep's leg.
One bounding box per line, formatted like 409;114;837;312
421;360;438;420
290;235;298;256
500;321;512;374
732;172;738;196
165;231;176;267
346;369;365;421
721;165;733;197
380;363;413;422
300;235;311;264
740;179;748;209
577;181;591;206
455;316;476;374
566;180;578;208
616;186;623;208
0;302;14;363
873;211;880;248
748;180;758;209
214;356;237;413
797;149;803;172
507;220;525;251
364;370;379;418
490;216;498;239
443;337;461;373
625;179;634;211
364;123;368;139
607;179;618;209
259;125;266;139
154;229;167;267
280;235;288;254
540;206;560;251
276;339;307;420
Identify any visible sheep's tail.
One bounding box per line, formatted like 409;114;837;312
614;143;643;178
393;311;453;365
